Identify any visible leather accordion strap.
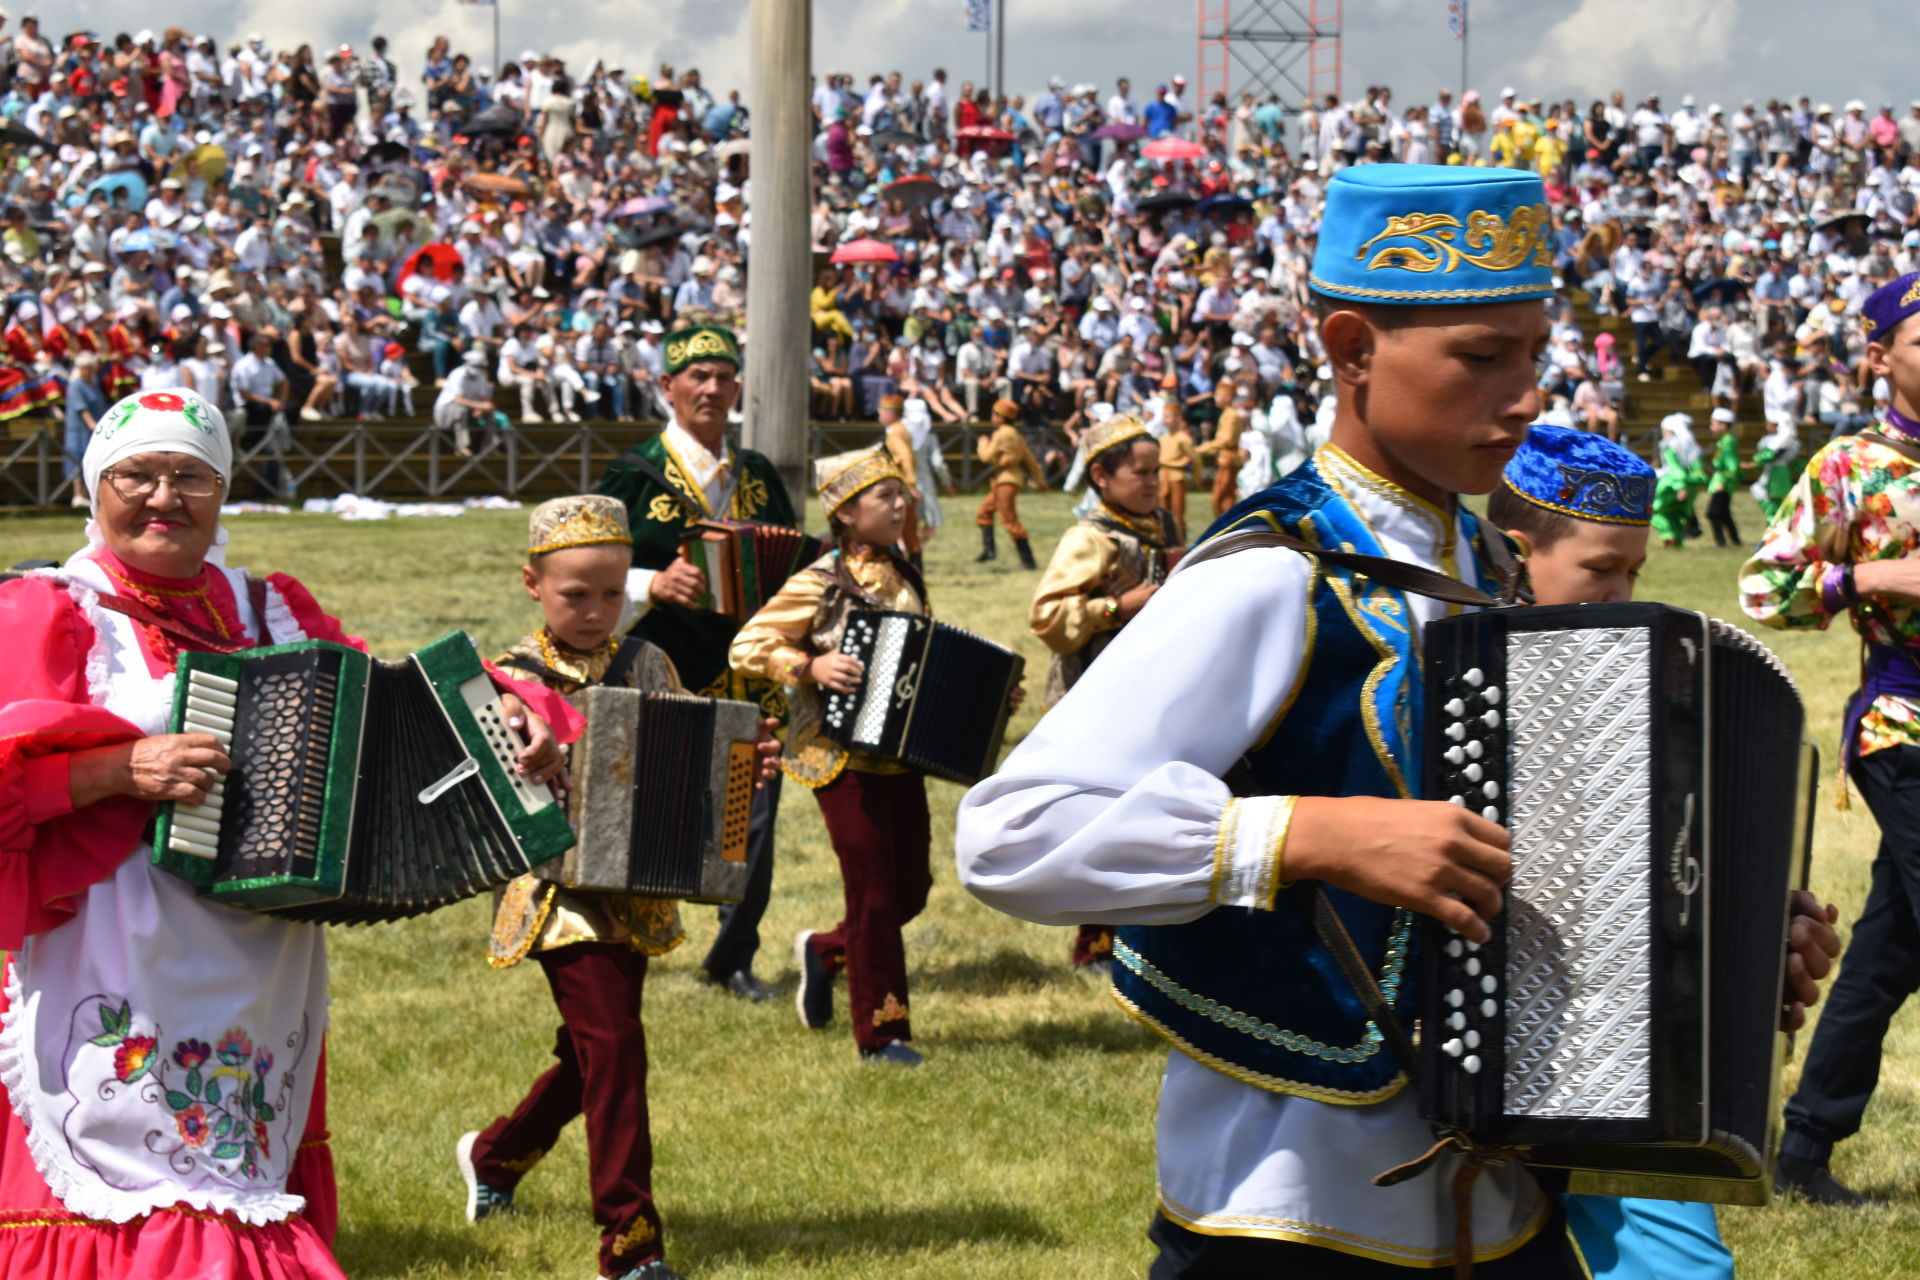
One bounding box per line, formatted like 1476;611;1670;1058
621;448;704;522
95;593;254;655
1179;527;1498;608
1858;428;1920;469
1293;882;1418;1076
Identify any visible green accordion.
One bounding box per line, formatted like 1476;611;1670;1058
151;633;576;923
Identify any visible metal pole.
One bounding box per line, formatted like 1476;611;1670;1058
492;1;500;85
993;0;1005;104
1459;5;1468;102
743;0;812;499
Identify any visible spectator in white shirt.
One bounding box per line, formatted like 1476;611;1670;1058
435;349;500;454
498;322;556;422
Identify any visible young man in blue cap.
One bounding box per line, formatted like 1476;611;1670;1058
957;165;1576;1275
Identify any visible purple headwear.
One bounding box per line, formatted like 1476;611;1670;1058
1862;271;1920;343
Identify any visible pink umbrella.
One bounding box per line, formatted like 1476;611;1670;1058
829;237;902;265
1142;138;1207;162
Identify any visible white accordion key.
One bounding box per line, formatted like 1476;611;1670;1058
1481;709;1502;729
1480;998;1497;1018
1482;781;1500;800
1444;939;1463;958
1481;806;1500;822
1446;1011;1466;1031
1444;698;1465;717
1464;939;1481;953
1480;974;1497;994
1445;989;1464;1008
1442;1038;1464;1058
1462;1055;1482;1074
1464;763;1483;783
457;673;551;815
1444;746;1465;765
1464;957;1481;977
1465;740;1484;760
1482;686;1501;706
1463;668;1484;687
1445;723;1466;742
1465;1029;1481;1049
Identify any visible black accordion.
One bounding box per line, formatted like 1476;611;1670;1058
152;634;575;924
680;518;826;622
544;687;761;902
1418;603;1817;1204
821;609;1025;785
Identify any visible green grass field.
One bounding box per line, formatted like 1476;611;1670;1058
1;485;1912;1279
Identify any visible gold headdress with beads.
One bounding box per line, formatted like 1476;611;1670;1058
1080;412;1153;464
814;446;904;516
528;494;633;556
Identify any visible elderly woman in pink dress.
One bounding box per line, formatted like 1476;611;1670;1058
0;387;575;1277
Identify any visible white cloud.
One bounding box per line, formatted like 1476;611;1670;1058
1520;0;1739;103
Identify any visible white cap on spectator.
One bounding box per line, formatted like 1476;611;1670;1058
210;303;233;319
463;349;487;366
1091;296;1112;311
714;212;737;227
616;321;636;334
1681;94;1695;106
1500;86;1515;98
715;183;741;203
641;319;664;333
1232;331;1255;347
691;256;714;275
82;261;107;274
1128;297;1148;311
170;304;193;320
1223;356;1244;373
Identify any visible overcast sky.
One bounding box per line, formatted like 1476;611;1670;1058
72;0;1916;117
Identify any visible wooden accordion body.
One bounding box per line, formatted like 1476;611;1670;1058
820;609;1024;786
1417;603;1817;1205
152;634;575;924
548;687;760;903
679;519;825;622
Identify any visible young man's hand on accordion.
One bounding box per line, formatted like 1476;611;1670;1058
1782;889;1842;1033
754;718;782;786
69;732;233;808
1286;796;1511;944
498;693;570;789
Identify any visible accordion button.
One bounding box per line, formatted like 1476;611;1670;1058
1481;998;1497;1017
1480;975;1498;994
1483;781;1500;800
1482;710;1503;729
1464;957;1481;977
1464;668;1484;687
1447;1012;1466;1031
1444;746;1465;765
1464;763;1483;783
1443;1038;1464;1057
1464;939;1481;953
1445;698;1466;717
1462;1054;1482;1074
1446;989;1465;1008
1483;686;1502;706
1465;1029;1481;1049
1449;795;1465;807
1444;939;1464;958
1465;740;1484;760
1445;723;1466;742
1482;806;1500;822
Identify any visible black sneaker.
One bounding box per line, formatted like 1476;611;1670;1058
605;1263;690;1280
794;930;833;1029
1777;1154;1886;1208
859;1039;925;1067
455;1131;516;1222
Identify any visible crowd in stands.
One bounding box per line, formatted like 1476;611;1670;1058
4;10;1918;501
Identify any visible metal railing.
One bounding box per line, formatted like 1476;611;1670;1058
0;420;1070;508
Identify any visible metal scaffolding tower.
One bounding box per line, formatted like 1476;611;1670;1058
1197;0;1342;116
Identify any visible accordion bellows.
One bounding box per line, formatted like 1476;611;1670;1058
1417;602;1815;1205
152;634;576;923
681;519;825;622
821;609;1024;785
547;687;760;902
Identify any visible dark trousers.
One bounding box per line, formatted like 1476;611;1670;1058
1632;321;1662;376
1785;744;1920;1160
804;768;932;1049
241;402;283;499
471;944;662;1273
1706;489;1740;547
1147;1203;1585;1279
703;769;780;979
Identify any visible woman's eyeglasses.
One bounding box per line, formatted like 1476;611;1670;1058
99;467;225;500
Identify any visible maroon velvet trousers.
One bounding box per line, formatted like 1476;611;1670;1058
471;943;663;1274
804;768;932;1050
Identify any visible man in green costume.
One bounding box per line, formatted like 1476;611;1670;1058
595;324;797;1002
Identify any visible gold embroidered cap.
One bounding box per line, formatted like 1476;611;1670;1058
528;494;633;557
814;446;904;516
664;323;741;375
1081;412;1153;462
1309;164;1555;305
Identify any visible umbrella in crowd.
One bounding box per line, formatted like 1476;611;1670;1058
462;104;524;137
463;172;533;197
170;144;227;184
954;124;1015;155
1143;138;1206;162
627;220;691;249
1692;277;1751;303
612;195;673;220
88;170;149;210
830;237;901;265
1136;191;1196;213
0;119;38;148
395;242;463;290
716;138;751;158
871;128;926;149
364;140;412;168
370;207;434;248
1196;193;1253;216
1092;121;1148;142
882;175;942;210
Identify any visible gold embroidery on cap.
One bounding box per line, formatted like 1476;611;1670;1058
1902;277;1920;308
1356;205;1552;276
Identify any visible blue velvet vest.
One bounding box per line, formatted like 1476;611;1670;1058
1111;461;1507;1104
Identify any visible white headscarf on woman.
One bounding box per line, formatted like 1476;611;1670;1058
1658;411;1703;471
81;386;235;559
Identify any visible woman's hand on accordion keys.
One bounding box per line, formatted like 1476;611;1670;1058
1286;797;1511;944
68;733;232;809
498;693;571;790
807;651;865;694
1782;890;1842;1033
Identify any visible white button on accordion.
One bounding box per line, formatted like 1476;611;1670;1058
821;609;1025;785
152;633;576;923
1418;603;1816;1205
544;686;761;902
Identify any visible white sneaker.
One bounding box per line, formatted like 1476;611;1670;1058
523;412;545;424
565;410;583;423
583;389;602;404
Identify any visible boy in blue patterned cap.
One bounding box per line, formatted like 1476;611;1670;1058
958;165;1584;1275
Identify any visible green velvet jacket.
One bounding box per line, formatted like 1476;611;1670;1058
594;431;798;713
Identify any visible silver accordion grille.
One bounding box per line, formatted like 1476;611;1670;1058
1502;626;1655;1120
852;615;914;746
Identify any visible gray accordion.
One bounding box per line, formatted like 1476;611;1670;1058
1418;603;1816;1205
545;687;760;903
